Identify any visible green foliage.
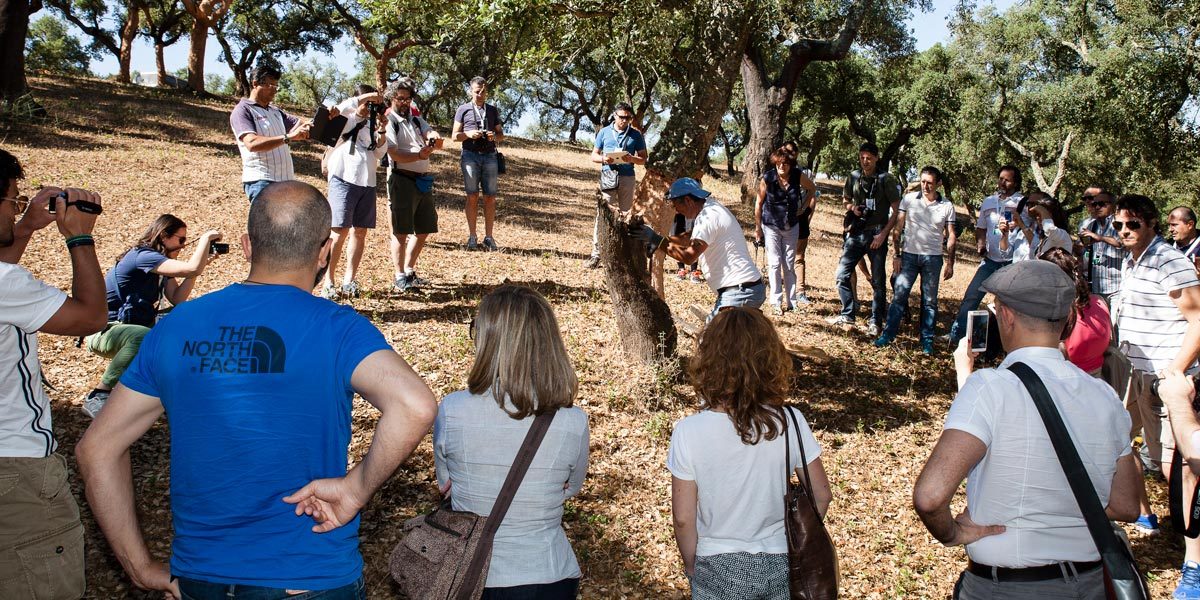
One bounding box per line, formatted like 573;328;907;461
26;16;93;77
277;57;347;106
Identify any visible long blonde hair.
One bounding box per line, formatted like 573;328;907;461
468;285;578;419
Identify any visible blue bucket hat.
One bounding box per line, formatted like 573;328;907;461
666;177;711;201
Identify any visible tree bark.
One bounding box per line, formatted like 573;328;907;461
0;0;42;113
737;0;874;202
185;16;206;91
154;41;167;85
117;2;140;84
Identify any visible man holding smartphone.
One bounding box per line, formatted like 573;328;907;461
452;76;505;252
385;77;442;292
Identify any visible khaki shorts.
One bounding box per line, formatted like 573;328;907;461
0;454;85;599
1125;369;1175;466
388;171;438;235
602;174;636;216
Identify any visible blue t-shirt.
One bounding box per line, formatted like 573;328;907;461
594;124;646;177
120;283;391;589
105;246;168;326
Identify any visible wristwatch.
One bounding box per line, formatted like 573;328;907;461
283;134;291;144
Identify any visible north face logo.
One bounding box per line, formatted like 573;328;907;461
181;326;286;374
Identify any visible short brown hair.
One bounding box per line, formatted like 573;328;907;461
770;147;796;167
690;308;792;444
468;285;578;419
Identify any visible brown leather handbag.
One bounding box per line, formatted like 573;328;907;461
782;406;839;599
389;412;555;600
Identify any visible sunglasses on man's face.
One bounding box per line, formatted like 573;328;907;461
1112;220;1144;231
1088;201;1111;208
1;195;31;214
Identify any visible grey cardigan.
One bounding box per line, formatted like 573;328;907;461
433;390;589;588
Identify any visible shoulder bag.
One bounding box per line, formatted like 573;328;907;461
389;411;556;600
782;406;839;599
1008;362;1149;600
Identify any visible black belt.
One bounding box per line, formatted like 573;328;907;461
966;559;1102;583
716;279;763;294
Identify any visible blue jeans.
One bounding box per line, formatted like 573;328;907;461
834;229;888;324
710;280;766;320
178;576;365;600
882;253;944;342
243;179;272;203
461;149;499;196
949;257;1010;344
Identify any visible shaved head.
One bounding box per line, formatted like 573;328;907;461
247;181;331;271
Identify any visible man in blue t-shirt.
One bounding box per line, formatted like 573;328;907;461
77;181;437;598
585;102;648;269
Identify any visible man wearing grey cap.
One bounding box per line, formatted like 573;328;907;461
914;260;1140;599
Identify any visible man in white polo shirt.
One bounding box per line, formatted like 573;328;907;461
636;178;764;318
875;166;957;354
914;260;1140;599
1112;193;1200;597
229;65;311;203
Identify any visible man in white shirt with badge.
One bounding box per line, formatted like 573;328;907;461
634;178;764;318
914;260;1140;600
384;77;442;292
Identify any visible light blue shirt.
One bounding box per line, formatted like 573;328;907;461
434;390;589;587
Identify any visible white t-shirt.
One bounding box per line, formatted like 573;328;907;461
386;111;433;174
900;192;955;256
668;408;821;556
0;263;67;458
945;347;1131;568
1118;237;1200;373
975;193;1023;262
689;199;759;292
326;97;388;187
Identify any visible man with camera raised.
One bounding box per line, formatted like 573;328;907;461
230;65;311;203
828;142;903;336
385;77;442;292
452;76;505;251
319;84;388;300
1;148;108;599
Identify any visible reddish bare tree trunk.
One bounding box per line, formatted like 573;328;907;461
117;2;139;83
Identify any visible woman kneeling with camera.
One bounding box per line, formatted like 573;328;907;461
81;214;221;417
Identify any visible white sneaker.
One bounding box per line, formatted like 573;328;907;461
319;283;339;300
864;322;880;337
825;315;853;326
81;389;110;419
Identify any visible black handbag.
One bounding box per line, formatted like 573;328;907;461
496;152;507;175
1008;362;1149;600
782;406;838;599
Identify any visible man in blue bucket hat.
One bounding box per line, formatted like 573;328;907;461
634;177;764;319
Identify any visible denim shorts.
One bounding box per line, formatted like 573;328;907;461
326;176;377;229
461;149;499;196
711;280;766;320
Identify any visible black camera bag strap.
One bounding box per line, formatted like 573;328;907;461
341;119;369;156
1008;362;1149;599
1170;450;1200;537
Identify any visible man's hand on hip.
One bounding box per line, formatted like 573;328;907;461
944;509;1005;547
283;476;367;533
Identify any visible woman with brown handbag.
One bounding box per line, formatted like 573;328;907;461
668;308;832;599
433;285;590;600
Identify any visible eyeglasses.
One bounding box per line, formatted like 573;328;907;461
395;96;413;103
1082;194;1095;202
258;82;280;89
172;232;187;244
615;114;632;121
1;195;30;214
1112;220;1144;231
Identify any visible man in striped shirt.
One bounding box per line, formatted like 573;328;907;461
1078;190;1122;305
230;65;311;203
1113;194;1200;598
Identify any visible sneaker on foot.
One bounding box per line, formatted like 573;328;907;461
677;267;689;280
407;273;428;289
1175;560;1200;599
690;270;704;283
873;334;894;348
864;322;880;337
319;282;339;300
81;389;110;419
1133;513;1160;535
341;281;361;298
466;234;478;251
922;339;935;355
393;274;413;292
793;293;812;305
770;304;784;316
825;315;853;326
482;236;500;252
584;256;601;269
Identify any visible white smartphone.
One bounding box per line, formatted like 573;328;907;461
966;310;990;353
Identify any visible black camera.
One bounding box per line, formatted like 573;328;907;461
209;242;229;255
1151;376;1200;410
48;192;103;215
366;102;386;150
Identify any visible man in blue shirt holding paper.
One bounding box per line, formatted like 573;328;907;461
76;181;437;599
584;102;647;268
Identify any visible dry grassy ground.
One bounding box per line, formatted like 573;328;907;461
2;75;1181;598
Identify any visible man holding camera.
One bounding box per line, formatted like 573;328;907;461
914;260;1139;599
319;84;388;299
1078;189;1122;305
77;181;437;599
584;102;648;269
452;76;504;251
230;65;311;203
385;78;442;292
635;178;764;318
0;148;107;599
828;142;902;335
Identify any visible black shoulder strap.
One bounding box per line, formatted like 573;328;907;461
341;119;369;155
1007;362;1145;584
1170;449;1200;537
783;405;819;514
455;411;556;598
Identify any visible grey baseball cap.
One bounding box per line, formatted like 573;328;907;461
980;260;1075;321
